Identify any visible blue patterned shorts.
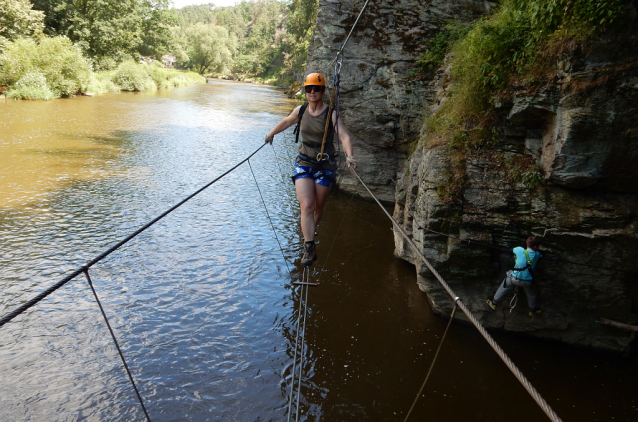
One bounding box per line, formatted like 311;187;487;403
292;162;336;188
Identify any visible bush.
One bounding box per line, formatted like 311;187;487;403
112;61;157;91
6;71;54;100
147;62;172;89
82;71;121;94
0;37;91;97
0;36;92;97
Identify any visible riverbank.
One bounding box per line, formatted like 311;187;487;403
0;36;206;101
1;63;206;100
207;74;303;99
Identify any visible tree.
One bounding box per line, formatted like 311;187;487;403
30;0;176;60
283;0;318;75
0;0;45;49
184;23;233;74
0;36;92;97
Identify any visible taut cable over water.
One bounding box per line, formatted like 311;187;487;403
0;142;268;420
350;168;563;422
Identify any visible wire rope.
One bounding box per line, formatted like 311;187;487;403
332;0;373;64
0;143;267;328
351;169;562;422
247;158;293;276
287;267;313;422
83;269;151;422
403;303;458;422
420;224;620;272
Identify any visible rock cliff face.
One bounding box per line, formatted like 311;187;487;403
306;0;489;201
393;52;638;353
308;1;638;353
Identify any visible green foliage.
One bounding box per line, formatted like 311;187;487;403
281;0;318;83
6;71;54;99
109;61;205;92
0;0;44;49
451;0;625;101
31;0;176;60
415;23;470;75
429;0;627;145
112;61;158;91
182;23;233;75
171;0;313;83
82;71;121;94
0;36;91;97
521;170;546;189
426;0;627;202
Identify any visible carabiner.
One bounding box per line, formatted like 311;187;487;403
316;153;330;162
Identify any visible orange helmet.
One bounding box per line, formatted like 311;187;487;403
304;73;325;86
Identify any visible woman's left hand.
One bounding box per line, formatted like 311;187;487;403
346;155;357;170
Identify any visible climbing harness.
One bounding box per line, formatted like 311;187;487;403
513;249;538;279
351;168;562;422
509;250;537;312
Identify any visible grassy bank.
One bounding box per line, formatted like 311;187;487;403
0;37;205;100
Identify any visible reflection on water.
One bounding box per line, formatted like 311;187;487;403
1;82;637;422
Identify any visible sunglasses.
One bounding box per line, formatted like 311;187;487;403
304;85;324;93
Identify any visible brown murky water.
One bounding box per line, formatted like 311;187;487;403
0;82;636;421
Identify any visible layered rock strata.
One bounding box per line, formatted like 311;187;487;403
309;1;638;352
394;53;638;353
306;0;489;201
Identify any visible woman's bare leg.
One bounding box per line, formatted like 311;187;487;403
295;177;318;242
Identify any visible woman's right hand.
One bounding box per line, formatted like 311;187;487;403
265;134;274;144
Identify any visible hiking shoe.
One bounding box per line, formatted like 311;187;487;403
529;308;541;317
485;298;497;310
301;242;317;267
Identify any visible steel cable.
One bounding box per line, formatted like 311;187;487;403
331;0;373;64
0;142;267;328
287;267;312;422
247;158;293;276
83;269;151;422
404;303;458;422
351;169;562;422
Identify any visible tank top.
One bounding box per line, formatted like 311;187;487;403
297;106;336;170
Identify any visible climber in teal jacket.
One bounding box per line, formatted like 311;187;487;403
486;236;542;316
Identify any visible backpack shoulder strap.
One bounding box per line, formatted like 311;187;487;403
293;103;308;143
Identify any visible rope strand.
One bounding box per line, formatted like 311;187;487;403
0;143;267;328
83;269;151;422
404;303;458;422
351;169;562;422
248;158;293;276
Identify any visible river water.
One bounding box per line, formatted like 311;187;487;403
0;81;636;421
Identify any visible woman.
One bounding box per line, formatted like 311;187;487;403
265;73;357;266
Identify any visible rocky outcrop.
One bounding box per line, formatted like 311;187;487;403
394;51;638;353
306;0;489;201
309;1;638;353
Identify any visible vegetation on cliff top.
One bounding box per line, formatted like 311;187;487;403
420;0;632;203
